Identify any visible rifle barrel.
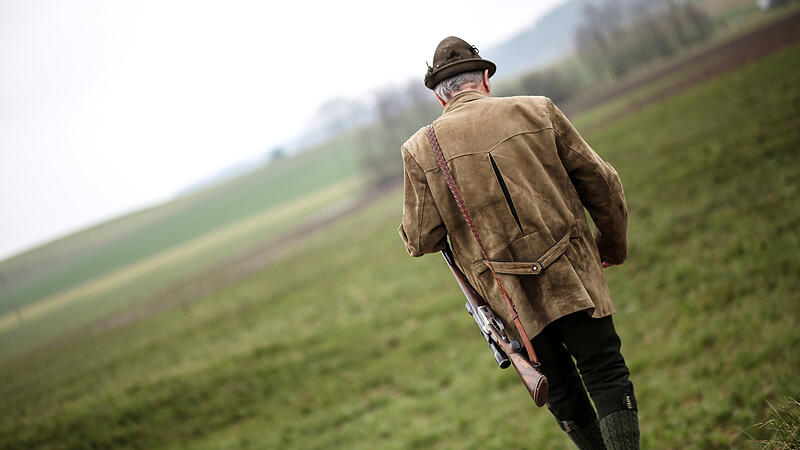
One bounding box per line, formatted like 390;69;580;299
444;245;510;369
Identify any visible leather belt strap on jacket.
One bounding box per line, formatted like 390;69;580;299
426;123;540;365
476;226;576;275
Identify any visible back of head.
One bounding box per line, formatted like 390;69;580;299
424;36;496;99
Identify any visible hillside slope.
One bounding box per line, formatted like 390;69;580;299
0;133;362;361
1;34;797;449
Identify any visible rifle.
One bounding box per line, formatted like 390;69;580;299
441;243;549;407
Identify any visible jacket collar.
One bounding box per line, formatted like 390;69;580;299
443;90;487;115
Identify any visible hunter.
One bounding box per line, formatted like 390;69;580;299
398;36;639;449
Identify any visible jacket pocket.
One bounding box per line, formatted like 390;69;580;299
473;225;576;276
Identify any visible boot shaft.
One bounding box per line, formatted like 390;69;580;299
599;409;640;450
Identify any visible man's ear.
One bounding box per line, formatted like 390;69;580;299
434;92;447;107
483;69;491;95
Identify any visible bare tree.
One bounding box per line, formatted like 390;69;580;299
358;81;438;187
574;0;713;79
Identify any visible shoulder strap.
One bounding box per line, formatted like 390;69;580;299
425;124;539;365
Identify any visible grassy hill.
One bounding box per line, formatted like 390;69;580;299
0;0;788;364
0;133;363;361
1;19;798;449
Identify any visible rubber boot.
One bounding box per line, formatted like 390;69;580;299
599;409;640;450
560;418;607;450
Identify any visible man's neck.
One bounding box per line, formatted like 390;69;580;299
441;88;487;108
452;86;488;98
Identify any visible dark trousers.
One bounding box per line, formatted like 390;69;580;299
531;311;636;427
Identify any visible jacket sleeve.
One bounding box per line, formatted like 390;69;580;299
548;98;628;264
398;146;447;257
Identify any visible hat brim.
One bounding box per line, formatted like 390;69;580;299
425;58;496;90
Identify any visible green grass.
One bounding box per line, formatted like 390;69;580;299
1;36;798;450
745;397;800;448
586;42;800;448
0;176;361;362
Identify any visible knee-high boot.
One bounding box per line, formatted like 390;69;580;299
559;418;607;449
599;409;640;450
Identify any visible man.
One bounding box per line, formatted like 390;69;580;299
398;37;639;449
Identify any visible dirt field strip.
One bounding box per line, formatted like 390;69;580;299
87;178;402;333
0;178;362;334
570;9;800;132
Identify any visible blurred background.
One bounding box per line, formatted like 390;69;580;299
1;0;798;448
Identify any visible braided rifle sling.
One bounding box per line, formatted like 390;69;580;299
426;124;540;366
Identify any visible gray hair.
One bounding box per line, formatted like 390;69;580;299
434;70;484;101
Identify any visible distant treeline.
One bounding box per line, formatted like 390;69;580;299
358;0;715;186
498;0;714;103
575;0;713;78
357;82;439;186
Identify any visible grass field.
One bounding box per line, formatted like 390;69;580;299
0;131;364;361
0;176;363;360
1;29;798;449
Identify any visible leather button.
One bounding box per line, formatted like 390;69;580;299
531;263;542;273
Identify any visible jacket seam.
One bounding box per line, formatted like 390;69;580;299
404;144;422;169
548;99;615;207
403;146;429;254
417;185;428;253
552;129;614;208
487;129;550;153
422;129;552;173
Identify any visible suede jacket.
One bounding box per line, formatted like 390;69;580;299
398;91;628;340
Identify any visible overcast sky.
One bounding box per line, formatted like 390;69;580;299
0;0;566;260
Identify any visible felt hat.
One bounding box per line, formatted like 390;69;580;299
424;36;496;90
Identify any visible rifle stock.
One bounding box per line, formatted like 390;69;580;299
441;244;549;407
